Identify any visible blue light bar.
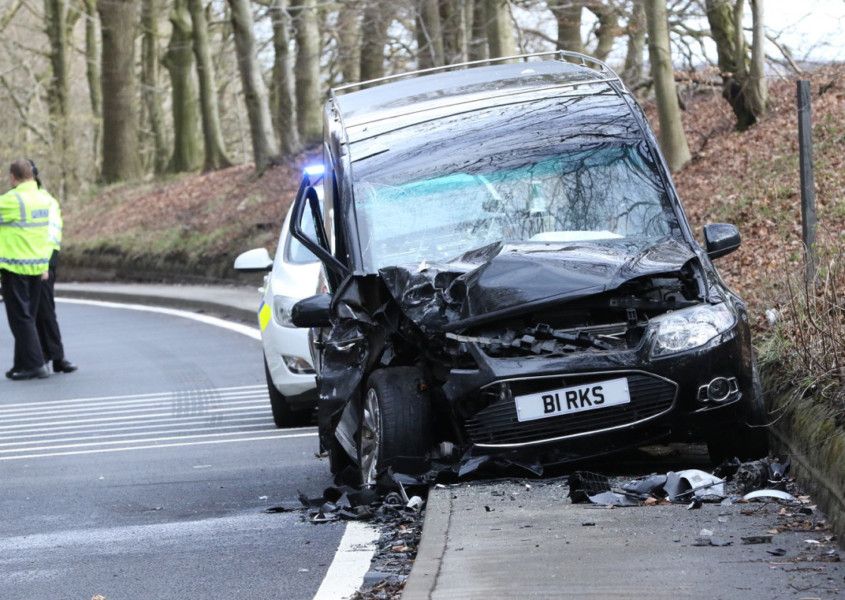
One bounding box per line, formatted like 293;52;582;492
303;164;325;177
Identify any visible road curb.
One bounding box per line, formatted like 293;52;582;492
55;287;258;325
402;488;452;600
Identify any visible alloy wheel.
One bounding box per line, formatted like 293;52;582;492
360;388;382;486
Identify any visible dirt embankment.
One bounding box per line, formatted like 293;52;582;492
62;159;309;282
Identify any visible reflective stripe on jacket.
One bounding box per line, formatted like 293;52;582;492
0;180;52;275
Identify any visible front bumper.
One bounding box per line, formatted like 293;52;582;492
443;322;754;451
262;317;318;400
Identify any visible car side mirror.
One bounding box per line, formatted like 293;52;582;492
233;247;273;272
291;293;332;328
703;223;741;259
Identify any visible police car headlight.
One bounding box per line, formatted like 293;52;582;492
649;303;735;357
273;295;297;328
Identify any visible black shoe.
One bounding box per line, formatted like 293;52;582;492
5;369;14;379
53;360;78;374
9;366;50;380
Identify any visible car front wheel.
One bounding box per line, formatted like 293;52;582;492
358;367;433;487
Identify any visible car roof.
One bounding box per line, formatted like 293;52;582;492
332;60;614;142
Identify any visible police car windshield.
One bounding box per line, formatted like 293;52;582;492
350;94;679;272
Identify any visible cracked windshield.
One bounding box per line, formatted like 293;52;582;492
354;128;676;271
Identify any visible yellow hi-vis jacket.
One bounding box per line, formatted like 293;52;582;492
0;180;53;276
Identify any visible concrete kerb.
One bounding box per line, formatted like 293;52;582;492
54;283;260;325
403;488;453;600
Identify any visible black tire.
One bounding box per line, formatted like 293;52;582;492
707;362;769;464
358;367;433;486
264;357;310;428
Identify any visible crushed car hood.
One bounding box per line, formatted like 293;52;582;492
378;237;697;331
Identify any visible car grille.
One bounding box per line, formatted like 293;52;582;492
464;372;677;446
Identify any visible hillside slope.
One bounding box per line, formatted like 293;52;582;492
64;160;308;281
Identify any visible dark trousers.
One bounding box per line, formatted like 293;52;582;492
1;269;46;371
36;250;65;364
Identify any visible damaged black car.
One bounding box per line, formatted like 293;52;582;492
289;52;768;486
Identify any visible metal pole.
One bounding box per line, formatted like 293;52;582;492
797;80;816;282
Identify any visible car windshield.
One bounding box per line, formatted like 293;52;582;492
350;95;680;271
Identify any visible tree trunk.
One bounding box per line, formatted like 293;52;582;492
83;0;102;166
98;0;142;182
586;1;619;61
484;0;514;58
467;0;487;60
141;0;168;174
622;0;645;86
359;0;393;81
337;2;360;83
705;0;755;129
440;0;467;64
163;0;201;172
271;0;301;155
746;0;767;117
44;0;70;195
189;0;232;170
550;0;584;53
644;0;690;172
415;0;443;68
291;0;321;145
228;0;279;171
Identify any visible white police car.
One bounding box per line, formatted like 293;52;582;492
234;166;324;427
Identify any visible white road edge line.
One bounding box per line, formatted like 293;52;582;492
0;432;318;461
0;427;291;454
0;384;266;410
56;296;372;600
0;415;283;441
0;421;317;446
56;297;261;340
312;521;380;600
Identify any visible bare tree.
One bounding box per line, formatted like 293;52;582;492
485;0;514;58
98;0;143;182
43;0;80;194
336;1;360;82
550;0;585;53
228;0;280;171
622;0;645;86
163;0;201;172
747;0;767;117
82;0;102;165
416;0;444;68
644;0;690;171
189;0;232;170
359;0;394;81
291;0;321;144
440;0;468;64
468;0;488;60
271;0;301;154
141;0;168;174
705;0;767;129
588;1;619;61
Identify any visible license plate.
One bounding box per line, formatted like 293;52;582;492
514;377;630;422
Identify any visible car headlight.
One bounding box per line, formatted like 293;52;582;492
273;295;297;328
650;303;736;357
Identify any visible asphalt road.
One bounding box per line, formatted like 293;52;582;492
0;300;341;600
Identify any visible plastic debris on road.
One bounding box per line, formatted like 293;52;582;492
743;489;797;503
569;454;795;508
